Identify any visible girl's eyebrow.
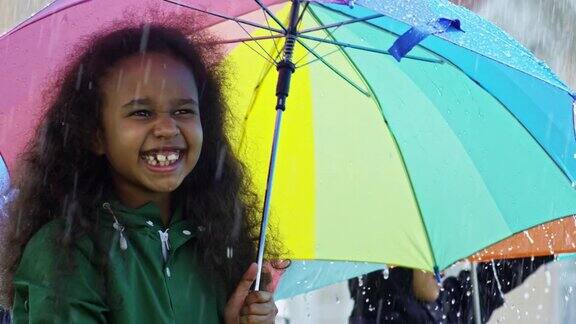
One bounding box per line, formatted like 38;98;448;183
122;98;151;108
172;98;199;106
121;98;198;109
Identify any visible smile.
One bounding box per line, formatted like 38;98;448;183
140;149;184;167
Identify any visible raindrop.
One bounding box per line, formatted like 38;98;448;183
226;246;233;259
115;68;125;92
545;269;552;286
490;260;505;300
139;24;151;53
523;292;530;299
523;230;534;244
335;297;340;304
75;64;84;90
382;267;389;279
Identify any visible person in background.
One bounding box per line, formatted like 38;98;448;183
349;256;553;323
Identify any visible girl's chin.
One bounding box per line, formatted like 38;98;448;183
148;182;183;193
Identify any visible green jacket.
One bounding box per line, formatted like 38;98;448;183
12;200;224;323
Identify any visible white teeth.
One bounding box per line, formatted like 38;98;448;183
142;150;181;167
167;153;178;161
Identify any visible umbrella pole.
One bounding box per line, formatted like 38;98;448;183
471;262;482;324
254;0;301;291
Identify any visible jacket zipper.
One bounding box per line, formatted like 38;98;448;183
158;229;172;277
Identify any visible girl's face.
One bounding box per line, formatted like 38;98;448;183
97;53;203;201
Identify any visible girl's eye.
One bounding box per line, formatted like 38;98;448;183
173;108;198;118
129;110;152;118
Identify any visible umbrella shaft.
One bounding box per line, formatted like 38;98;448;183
255;109;284;291
255;0;300;291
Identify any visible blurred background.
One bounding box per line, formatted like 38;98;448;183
1;1;575;323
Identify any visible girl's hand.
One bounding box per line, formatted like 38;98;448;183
224;263;278;324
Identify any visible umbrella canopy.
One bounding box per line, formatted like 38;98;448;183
221;0;576;273
1;0;576;293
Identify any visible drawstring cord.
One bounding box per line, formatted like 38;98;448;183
102;202;128;250
102;202;172;277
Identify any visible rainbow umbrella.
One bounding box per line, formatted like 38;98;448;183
2;0;576;298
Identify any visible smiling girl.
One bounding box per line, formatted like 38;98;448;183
0;24;279;323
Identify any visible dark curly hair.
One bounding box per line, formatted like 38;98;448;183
0;19;283;307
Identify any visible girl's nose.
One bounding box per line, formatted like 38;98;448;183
152;114;180;138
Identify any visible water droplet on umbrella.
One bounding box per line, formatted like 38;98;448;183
382;267;389;279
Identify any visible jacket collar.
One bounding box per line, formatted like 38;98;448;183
98;198;200;252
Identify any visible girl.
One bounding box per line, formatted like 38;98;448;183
0;23;280;323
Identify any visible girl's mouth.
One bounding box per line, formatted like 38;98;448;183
139;149;184;167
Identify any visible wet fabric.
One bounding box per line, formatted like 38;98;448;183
11;200;224;323
349;256;552;323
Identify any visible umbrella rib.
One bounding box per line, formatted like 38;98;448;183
295;48;340;67
292;3;337;67
298;34;443;64
299;13;384;34
253;0;287;32
239;40;277;65
234;21;278;64
293;25;344;66
260;5;282;58
295;39;371;97
162;0;285;34
295;1;310;27
210;34;285;45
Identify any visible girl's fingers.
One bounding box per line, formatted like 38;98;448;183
244;291;273;305
240;299;277;316
224;263;258;322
